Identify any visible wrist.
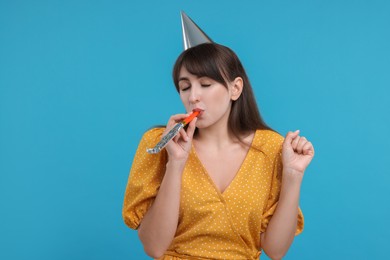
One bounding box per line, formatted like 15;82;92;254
280;174;302;201
166;159;187;173
283;167;304;178
282;169;303;189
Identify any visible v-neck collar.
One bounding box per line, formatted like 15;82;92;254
190;130;258;196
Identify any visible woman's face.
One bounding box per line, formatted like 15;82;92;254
178;66;234;130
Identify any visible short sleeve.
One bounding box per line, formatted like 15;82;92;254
260;144;304;236
122;128;167;230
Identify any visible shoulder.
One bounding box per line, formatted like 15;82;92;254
133;127;168;165
254;129;284;145
142;127;166;143
253;129;284;156
134;127;166;155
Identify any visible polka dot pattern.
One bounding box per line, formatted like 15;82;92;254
123;128;304;260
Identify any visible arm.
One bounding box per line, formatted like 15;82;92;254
260;171;302;260
137;115;197;258
138;160;185;258
261;130;314;260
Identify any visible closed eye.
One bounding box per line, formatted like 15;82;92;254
180;86;190;91
201;84;211;87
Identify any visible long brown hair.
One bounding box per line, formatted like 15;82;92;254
172;43;273;142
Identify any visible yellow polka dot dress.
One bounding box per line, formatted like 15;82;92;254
123;128;304;259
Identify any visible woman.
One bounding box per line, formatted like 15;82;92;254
123;43;314;259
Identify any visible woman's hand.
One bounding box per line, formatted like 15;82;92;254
282;130;315;177
164;113;197;162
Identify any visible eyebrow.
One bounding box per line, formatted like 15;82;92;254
178;77;190;82
179;76;209;81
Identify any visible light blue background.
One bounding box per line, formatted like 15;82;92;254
1;0;389;259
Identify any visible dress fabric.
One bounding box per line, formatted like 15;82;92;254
123;128;304;260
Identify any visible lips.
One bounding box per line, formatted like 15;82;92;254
192;108;204;113
192;108;204;117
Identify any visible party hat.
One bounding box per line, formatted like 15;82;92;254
181;11;213;50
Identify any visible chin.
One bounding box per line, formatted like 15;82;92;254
194;122;206;129
195;121;212;129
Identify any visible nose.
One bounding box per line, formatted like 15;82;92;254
189;85;200;104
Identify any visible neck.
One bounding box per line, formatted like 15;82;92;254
196;125;233;150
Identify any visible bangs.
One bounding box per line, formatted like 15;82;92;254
181;52;227;84
173;44;229;91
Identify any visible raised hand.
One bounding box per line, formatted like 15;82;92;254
282;130;315;177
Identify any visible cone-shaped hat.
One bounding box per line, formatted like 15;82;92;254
181;11;213;50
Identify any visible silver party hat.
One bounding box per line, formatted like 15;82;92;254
181;11;213;50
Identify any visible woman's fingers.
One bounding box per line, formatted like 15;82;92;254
296;137;307;154
284;130;314;155
293;136;314;156
291;136;300;150
166;113;197;150
180;128;189;142
177;118;197;145
164;113;189;135
302;141;314;156
164;113;197;159
283;130;300;149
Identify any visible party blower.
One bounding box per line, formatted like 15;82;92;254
146;110;201;154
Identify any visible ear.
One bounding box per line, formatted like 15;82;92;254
230;77;243;101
